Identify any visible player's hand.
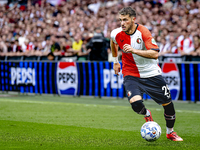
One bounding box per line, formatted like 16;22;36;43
113;62;121;76
123;44;136;53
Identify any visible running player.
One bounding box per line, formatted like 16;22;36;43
110;6;183;141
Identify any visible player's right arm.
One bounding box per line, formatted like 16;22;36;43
110;39;121;75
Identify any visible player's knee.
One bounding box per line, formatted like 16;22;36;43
130;100;146;114
129;95;142;103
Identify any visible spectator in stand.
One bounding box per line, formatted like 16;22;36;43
47;52;55;61
170;39;179;54
177;29;195;56
64;40;74;57
164;35;178;54
159;38;170;56
195;48;200;56
42;39;52;56
72;34;83;54
18;30;27;49
77;44;91;61
5;41;13;53
0;36;7;56
34;41;44;56
86;27;108;61
50;35;61;56
71;34;91;61
59;38;67;57
13;40;23;55
191;35;200;56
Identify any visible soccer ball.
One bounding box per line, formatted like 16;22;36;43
140;121;161;142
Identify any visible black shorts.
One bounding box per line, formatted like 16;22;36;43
123;75;172;105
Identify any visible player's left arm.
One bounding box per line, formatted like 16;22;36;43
110;39;121;75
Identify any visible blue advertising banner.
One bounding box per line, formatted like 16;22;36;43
0;61;200;102
76;62;124;98
0;61;58;94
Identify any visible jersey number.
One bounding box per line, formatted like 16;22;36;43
162;85;171;98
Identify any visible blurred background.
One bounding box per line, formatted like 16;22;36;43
0;0;200;62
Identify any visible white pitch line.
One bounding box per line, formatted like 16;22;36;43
156;109;161;111
176;110;183;112
0;99;200;114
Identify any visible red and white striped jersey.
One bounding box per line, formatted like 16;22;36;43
177;35;194;54
111;23;162;78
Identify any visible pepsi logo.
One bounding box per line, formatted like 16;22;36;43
11;67;35;86
162;63;180;100
57;62;78;95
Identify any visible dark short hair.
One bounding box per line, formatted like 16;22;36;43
47;52;55;57
118;6;136;17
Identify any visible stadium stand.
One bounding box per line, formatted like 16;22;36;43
0;0;199;62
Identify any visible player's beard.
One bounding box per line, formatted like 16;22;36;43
125;20;133;34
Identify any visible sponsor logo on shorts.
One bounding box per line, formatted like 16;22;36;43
127;91;132;97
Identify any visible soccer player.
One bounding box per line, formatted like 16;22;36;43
110;7;183;141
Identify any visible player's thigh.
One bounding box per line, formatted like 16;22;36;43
123;76;143;102
144;75;171;104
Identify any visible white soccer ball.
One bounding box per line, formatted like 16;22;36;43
140;121;161;142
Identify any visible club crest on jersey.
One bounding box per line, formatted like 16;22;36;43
127;91;132;97
136;38;142;44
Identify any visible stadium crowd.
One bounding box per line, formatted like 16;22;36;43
0;0;200;61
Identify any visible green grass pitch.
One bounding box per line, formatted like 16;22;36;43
0;94;200;150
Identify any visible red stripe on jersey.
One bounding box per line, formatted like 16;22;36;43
188;38;192;47
115;31;140;77
115;31;128;49
174;48;178;54
180;39;184;50
122;53;140;77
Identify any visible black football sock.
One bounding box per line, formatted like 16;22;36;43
163;102;176;128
